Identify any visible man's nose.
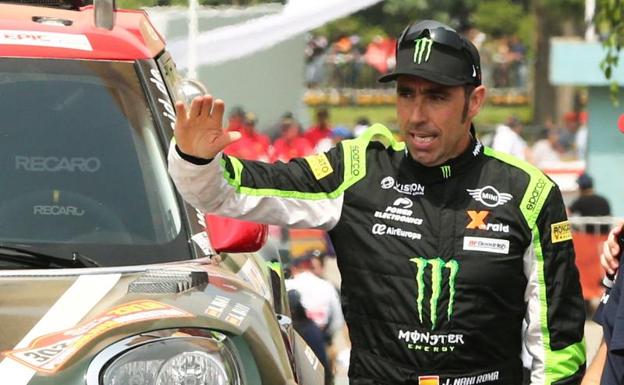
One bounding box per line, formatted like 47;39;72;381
408;97;427;125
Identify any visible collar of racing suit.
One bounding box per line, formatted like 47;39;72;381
404;132;484;184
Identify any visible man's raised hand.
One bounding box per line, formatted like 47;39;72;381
174;95;241;160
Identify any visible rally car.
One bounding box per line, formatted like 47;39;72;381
0;1;324;384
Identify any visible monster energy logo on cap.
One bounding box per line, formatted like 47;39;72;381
440;165;451;179
413;37;433;64
410;257;459;330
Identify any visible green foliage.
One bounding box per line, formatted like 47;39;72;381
596;0;624;105
473;0;524;38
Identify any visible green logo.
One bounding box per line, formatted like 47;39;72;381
440;165;451;179
410;257;459;330
413;37;433;64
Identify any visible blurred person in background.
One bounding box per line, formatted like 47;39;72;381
304;107;333;148
560;111;588;160
224;111;270;161
353;116;371;137
568;173;611;234
288;289;332;385
287;249;346;384
271;117;313;162
531;124;563;168
225;105;246;133
315;125;354;153
491;115;532;161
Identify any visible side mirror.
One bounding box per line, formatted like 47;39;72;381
180;79;208;105
204;215;268;253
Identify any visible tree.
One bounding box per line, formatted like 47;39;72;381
596;0;624;103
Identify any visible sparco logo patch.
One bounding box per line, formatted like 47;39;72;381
526;178;547;211
467;186;512;207
463;236;509;254
350;145;361;176
305;153;333;180
551;220;572;243
381;176;425;196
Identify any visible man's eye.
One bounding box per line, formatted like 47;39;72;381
429;94;447;101
398;90;413;98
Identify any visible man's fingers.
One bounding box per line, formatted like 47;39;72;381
199;95;213;118
189;96;203;118
174;101;187;127
212;99;225;121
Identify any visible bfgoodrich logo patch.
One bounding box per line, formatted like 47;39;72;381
463;236;509;254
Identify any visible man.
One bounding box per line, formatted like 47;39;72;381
569;173;611;234
224;111;270;161
168;19;586;385
583;223;624;385
491;115;531;161
304;107;333;148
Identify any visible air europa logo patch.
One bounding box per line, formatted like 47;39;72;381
305;153;333;180
551;220;572;243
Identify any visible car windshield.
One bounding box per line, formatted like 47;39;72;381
0;58;193;266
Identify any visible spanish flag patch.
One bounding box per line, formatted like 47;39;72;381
418;376;440;385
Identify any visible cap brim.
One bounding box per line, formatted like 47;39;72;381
378;69;467;86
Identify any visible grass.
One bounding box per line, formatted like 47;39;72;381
309;103;532;133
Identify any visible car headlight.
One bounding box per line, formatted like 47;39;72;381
90;330;241;385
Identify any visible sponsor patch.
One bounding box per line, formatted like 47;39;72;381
419;376;439;385
3;300;193;373
205;295;230;318
380;176;425;196
551;220;572;243
466;211;489;229
0;30;92;51
305;153;333;180
463;236;509;254
467;186;513;207
224;303;250;327
372;223;421;240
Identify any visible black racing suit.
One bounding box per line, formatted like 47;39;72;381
168;124;586;385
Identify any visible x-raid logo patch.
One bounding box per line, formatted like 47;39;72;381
414;37;433;64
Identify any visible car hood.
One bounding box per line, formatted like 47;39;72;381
0;259;292;384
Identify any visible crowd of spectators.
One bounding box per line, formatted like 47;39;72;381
305;28;528;91
223;106;356;163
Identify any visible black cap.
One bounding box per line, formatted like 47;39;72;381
379;20;481;86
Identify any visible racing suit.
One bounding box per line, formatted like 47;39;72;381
168;124;586;385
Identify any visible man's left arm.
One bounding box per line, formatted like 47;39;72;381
524;184;586;385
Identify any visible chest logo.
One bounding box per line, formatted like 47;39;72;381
467;186;513;208
410;257;459;330
463;236;510;254
466;210;489;229
381;176;425;196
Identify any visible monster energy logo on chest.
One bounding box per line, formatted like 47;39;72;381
414;37;433;64
440;165;451;178
410;257;459;330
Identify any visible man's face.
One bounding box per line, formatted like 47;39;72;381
396;76;484;166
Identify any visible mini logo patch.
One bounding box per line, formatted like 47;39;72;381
418;376;439;385
551;221;572;243
305;153;333;180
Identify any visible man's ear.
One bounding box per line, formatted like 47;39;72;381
468;85;487;120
